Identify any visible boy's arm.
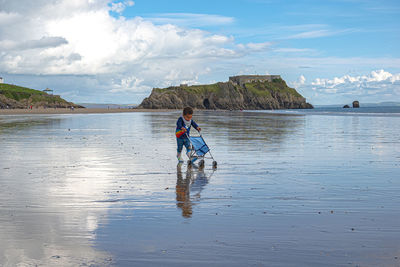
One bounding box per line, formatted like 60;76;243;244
191;120;201;131
177;117;184;129
176;118;187;138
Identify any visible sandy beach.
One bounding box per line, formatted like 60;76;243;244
0;108;177;115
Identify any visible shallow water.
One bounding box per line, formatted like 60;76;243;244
0;111;399;266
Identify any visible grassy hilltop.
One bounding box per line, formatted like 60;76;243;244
0;83;82;109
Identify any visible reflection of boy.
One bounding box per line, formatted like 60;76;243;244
175;107;201;163
176;166;193;218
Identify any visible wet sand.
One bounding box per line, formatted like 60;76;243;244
0;110;399;266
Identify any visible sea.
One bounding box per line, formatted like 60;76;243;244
0;106;399;266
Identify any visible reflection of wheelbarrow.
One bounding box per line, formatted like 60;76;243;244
185;130;217;169
176;164;215;218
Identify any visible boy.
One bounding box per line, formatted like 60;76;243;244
176;107;201;163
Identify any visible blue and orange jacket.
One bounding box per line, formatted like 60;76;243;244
176;117;199;139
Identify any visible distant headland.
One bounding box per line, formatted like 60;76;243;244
139;75;313;110
0;83;82;109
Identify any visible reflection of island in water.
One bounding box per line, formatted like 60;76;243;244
144;110;304;146
176;165;212;218
0;116;63;133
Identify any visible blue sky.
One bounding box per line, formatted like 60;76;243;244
0;0;399;105
127;0;400;56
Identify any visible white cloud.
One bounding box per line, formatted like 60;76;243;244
110;0;134;14
0;11;21;25
286;30;333;39
274;48;314;53
237;41;272;52
294;70;400;104
284;28;356;40
109;76;148;93
0;0;268;96
0;36;68;51
299;75;306;84
279;24;328;31
146;13;235;27
290;75;306;89
259;23;358;41
310;70;400;88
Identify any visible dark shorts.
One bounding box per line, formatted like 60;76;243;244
177;138;191;153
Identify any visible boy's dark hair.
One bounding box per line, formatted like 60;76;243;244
183;107;193;116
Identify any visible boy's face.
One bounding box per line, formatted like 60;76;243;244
183;114;192;121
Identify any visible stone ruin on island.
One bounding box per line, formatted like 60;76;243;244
229;75;282;87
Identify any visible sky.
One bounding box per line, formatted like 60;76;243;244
0;0;399;105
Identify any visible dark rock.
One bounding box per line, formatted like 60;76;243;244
343;105;350;108
352;101;360;108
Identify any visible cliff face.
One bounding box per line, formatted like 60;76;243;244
139;78;313;110
0;84;83;109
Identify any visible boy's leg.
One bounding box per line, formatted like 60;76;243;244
184;139;198;163
183;139;192;159
177;138;184;163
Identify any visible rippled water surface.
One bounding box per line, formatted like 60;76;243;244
1;111;399;266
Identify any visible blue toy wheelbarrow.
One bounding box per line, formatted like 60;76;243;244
185;130;217;169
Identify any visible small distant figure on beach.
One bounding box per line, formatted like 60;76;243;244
175;107;201;163
70;106;74;111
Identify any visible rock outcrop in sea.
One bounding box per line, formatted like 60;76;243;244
139;75;313;110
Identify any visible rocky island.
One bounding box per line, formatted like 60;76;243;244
0;83;82;109
139;75;313;110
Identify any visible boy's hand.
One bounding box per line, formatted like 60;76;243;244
181;127;187;132
197;127;201;132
